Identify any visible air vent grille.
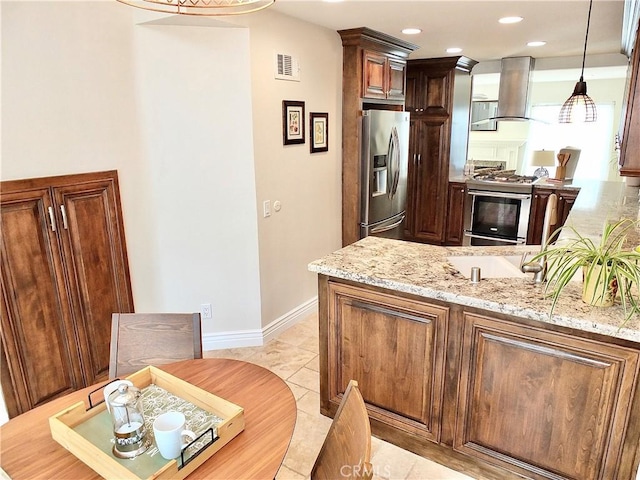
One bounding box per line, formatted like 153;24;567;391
275;53;300;81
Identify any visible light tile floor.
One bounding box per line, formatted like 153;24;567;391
204;313;474;480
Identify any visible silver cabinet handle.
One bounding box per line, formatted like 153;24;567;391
60;205;68;230
47;206;57;232
417;154;421;166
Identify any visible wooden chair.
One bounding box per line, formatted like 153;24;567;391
311;380;373;480
109;313;203;378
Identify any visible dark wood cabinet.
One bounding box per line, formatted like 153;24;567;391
619;18;640;176
444;182;467;246
403;57;477;245
323;281;448;443
338;28;418;246
319;275;640;480
0;171;134;417
527;186;580;245
456;312;640;480
362;50;407;101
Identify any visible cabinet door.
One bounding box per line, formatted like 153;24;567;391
362;51;388;99
327;282;448;443
387;59;407;100
456;312;640;480
53;177;133;384
0;188;85;415
526;188;553;245
619;19;640;175
444;182;466;245
407;118;449;244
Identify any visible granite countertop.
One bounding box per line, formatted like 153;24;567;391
309;180;640;343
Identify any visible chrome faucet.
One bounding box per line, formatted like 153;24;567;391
521;193;558;283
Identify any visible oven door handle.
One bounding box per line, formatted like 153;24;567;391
467;190;532;200
464;232;525;245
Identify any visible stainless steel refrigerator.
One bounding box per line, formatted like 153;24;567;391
360;109;410;239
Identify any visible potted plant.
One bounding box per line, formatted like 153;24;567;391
531;218;640;325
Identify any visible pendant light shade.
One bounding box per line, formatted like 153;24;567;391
558;0;597;123
115;0;275;16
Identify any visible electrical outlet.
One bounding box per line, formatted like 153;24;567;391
263;200;271;218
201;303;212;319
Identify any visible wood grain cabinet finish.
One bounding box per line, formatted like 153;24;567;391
403;57;476;245
444;182;467;246
318;275;640;480
338;28;418;246
456;312;640;480
0;171;134;417
527;187;579;245
323;281;448;443
619;18;640;176
362;50;407;101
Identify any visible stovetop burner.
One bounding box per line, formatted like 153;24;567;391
466;168;539;194
470;169;539;184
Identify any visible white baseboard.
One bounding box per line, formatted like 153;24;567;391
202;296;318;351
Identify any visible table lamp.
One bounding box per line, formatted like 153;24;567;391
531;150;555;178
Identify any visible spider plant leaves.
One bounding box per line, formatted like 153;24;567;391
531;218;640;326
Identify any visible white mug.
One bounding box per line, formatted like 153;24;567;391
153;411;196;460
103;379;133;412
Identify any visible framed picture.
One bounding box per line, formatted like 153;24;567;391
310;112;329;153
282;100;305;145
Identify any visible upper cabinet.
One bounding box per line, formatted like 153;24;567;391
338;28;418;246
362;50;408;101
619;17;640;176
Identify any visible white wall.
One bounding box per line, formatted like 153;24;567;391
1;2;342;348
231;10;343;327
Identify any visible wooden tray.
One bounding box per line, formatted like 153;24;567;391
49;366;245;480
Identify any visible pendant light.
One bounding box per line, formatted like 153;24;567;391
115;0;275;16
558;0;597;123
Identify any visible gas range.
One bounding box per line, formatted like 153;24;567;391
466;169;541;194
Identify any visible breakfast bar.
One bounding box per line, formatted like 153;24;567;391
309;180;640;480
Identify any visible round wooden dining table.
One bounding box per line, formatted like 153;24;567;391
0;358;297;479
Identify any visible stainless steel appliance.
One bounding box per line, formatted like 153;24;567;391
360;110;410;239
464;172;538;246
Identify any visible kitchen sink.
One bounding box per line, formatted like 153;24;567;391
446;255;527;279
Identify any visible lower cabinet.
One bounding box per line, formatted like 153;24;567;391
324;281;448;443
319;276;640;480
527;187;579;245
456;312;640;480
444;182;467;246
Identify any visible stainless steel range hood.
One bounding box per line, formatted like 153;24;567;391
494;56;535;121
473;56;537;124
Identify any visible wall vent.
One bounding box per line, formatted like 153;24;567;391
275;53;300;81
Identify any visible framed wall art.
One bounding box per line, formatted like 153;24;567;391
310;112;329;153
282;100;305;145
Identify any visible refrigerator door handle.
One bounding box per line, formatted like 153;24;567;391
370;214;405;234
387;126;400;199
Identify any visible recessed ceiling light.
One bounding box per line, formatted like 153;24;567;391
402;28;422;35
446;47;463;54
527;41;547;47
322;0;344;2
499;16;523;24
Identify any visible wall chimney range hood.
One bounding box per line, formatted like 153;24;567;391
495;56;535;121
474;56;539;124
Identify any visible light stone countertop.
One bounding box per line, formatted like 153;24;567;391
309;180;640;343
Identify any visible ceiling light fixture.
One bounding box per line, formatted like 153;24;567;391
558;0;597;123
527;41;546;47
115;0;275;16
446;47;462;54
402;28;422;35
498;16;523;24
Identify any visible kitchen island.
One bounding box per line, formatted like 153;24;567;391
309;181;640;480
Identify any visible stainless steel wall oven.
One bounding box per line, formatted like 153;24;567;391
464;180;533;246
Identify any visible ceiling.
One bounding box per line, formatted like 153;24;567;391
271;0;626;63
